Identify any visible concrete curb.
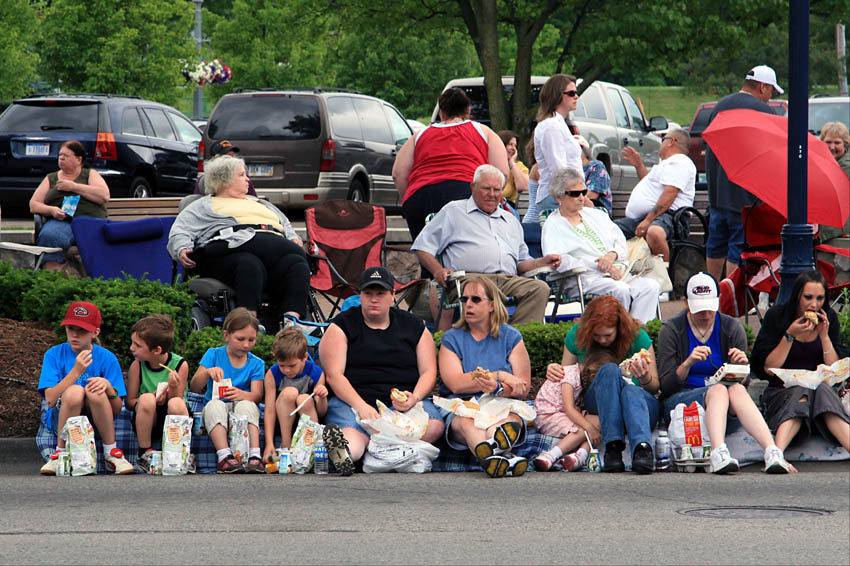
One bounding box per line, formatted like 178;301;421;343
0;438;42;467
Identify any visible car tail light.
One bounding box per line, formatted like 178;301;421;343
304;194;318;200
94;132;117;160
198;139;205;172
320;139;336;171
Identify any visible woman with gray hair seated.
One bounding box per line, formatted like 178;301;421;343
541;168;660;323
168;155;310;326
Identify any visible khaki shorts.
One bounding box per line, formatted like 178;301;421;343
203;399;260;433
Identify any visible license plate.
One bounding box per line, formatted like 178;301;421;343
248;164;273;177
26;142;50;156
698;172;707;184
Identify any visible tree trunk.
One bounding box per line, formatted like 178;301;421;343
458;0;508;131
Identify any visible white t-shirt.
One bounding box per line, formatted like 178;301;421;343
625;153;696;219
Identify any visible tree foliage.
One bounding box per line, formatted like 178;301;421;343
0;0;39;101
37;0;196;105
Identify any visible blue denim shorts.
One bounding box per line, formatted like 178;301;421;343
324;396;443;437
615;211;678;239
36;219;75;264
706;207;745;263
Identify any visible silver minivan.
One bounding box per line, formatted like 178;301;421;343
432;76;668;192
205;88;413;210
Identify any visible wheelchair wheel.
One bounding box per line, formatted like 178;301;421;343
191;306;212;331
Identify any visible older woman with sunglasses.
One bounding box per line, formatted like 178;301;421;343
541;168;661;323
438;276;533;478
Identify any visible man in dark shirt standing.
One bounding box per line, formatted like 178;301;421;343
705;65;784;281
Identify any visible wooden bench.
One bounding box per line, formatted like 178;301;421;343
106;197;183;221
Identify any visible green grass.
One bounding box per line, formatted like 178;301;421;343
626;86;708;127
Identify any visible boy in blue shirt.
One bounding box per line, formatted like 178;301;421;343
38;301;133;475
262;328;328;463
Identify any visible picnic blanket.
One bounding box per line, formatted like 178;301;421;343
36;396;846;473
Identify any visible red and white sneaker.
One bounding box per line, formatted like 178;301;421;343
533;451;557;471
559;452;585;472
40;450;64;475
105;448;134;474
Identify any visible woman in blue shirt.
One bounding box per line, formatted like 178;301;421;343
439;276;532;478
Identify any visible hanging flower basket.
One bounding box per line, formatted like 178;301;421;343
182;59;232;86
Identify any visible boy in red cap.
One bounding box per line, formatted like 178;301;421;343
38;301;133;474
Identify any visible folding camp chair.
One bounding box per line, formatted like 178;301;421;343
70;216;177;282
305;200;425;322
722;204;850;323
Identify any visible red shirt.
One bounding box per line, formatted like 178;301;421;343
404;121;489;203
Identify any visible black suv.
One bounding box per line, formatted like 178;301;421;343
204;88;413;210
0;93;201;206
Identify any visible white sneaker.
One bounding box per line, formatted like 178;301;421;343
709;443;739;474
105;448;134;474
39;450;64;475
764;447;793;474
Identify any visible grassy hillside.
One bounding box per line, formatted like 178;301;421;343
627;86;709;127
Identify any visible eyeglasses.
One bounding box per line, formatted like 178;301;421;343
563;90;579;97
661;136;673;142
565;189;588;198
460;295;488;304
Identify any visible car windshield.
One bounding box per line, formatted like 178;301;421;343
690;108;713;135
808;100;849;135
207;96;321;140
0;101;98;132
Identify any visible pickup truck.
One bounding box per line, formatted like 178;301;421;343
431;76;669;193
686;99;788;188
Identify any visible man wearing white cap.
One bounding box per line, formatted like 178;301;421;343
705;65;784;282
656;272;795;474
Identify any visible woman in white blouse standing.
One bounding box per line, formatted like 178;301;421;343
541;168;661;324
534;74;584;217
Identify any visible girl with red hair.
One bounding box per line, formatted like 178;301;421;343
539;296;660;474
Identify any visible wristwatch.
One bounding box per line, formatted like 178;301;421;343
784;332;794;343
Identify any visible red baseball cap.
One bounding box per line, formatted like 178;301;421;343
61;301;102;332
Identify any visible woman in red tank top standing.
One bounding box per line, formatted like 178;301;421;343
393;88;508;243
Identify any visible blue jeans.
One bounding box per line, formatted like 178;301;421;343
36;219;74;264
583;363;659;455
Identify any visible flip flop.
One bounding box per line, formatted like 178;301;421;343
493;421;522;451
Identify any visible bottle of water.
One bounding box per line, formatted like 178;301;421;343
314;432;329;475
655;430;671;471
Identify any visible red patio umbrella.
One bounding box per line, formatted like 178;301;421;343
702;108;850;228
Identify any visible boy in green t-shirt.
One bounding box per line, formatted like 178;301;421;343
125;315;190;473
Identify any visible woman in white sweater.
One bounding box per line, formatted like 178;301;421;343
541;168;660;323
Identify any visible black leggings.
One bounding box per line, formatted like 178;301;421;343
198;232;310;316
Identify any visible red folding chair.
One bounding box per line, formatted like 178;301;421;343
719;203;850;322
305;200;425;322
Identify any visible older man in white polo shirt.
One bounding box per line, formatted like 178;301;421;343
614;127;696;262
412;164;561;327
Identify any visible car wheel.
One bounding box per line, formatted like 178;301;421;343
130;177;153;199
191;306;212;331
347;179;367;202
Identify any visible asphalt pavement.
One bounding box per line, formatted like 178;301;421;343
1;439;848;565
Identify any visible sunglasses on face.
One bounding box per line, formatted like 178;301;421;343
460;295;488;304
565;189;588;198
563;90;579;97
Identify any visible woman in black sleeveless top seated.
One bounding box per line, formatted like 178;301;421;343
318;267;445;475
751;270;850;452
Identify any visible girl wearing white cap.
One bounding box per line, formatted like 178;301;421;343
656;272;795;474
